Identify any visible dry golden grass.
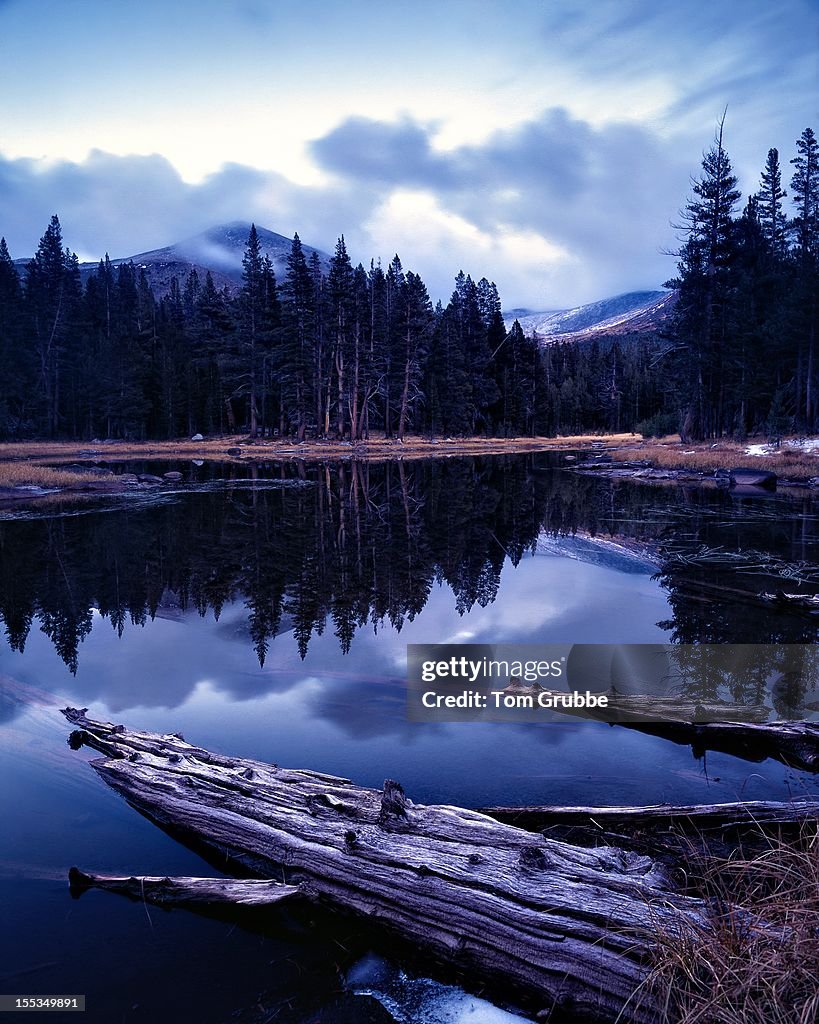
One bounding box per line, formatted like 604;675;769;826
0;434;638;495
612;438;819;481
0;433;638;468
647;826;819;1024
0;463;104;489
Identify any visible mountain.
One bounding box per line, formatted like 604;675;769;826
504;290;677;343
106;222;331;295
16;223;331;297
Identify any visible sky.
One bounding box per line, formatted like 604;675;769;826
0;0;817;309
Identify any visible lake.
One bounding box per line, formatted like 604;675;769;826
1;453;818;1023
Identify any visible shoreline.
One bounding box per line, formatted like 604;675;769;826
3;432;819;504
574;435;819;489
0;432;634;462
0;433;635;503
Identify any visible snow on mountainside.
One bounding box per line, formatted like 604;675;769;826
15;223;333;297
504;290;677;343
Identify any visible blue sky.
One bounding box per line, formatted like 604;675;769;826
1;0;817;306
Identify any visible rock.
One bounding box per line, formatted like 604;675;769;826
137;474;164;484
191;433;204;441
715;467;777;489
226;447;243;456
163;471;183;481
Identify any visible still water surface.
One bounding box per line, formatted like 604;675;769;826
1;454;818;1023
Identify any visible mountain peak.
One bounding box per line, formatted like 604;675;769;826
504;290;676;343
76;223;332;296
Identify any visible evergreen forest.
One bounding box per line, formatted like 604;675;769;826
0;124;816;443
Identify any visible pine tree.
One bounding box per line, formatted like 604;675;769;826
455;272;498;433
790;127;819;259
756;148;788;256
789;128;819;426
280;233;314;439
396;271;434;439
327;236;355;438
238;224;265;435
24;215;82;435
0;237;26;435
258;255;281;435
156;276;187;436
383;255;406;437
669;119;741;439
310;250;326;436
363;260;389;439
349;263;369;441
194;271;235;433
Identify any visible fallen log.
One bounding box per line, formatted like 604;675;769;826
63;707;710;1024
630;718;819;773
68;867;302;907
531;690;819;772
481;798;819;834
480;799;819;864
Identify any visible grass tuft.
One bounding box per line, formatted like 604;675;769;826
0;463;103;489
647;825;819;1024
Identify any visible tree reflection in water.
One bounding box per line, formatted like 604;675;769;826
1;454;818;672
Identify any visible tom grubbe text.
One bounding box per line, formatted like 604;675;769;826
420;689;609;710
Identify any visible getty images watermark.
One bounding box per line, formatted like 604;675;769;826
406;643;819;723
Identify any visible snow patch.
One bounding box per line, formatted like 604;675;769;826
745;438;819;457
347;954;528;1024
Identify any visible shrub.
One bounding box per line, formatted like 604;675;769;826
636;411;680;438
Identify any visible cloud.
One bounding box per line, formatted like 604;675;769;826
0;109;688;309
0;99;767;308
0;151;302;262
312;116;455;188
363;191;576;309
312;110;692;304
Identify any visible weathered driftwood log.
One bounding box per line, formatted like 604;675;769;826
63;708;710;1024
68;867;301;906
481;798;819;835
480;799;819;863
629;718;819;773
